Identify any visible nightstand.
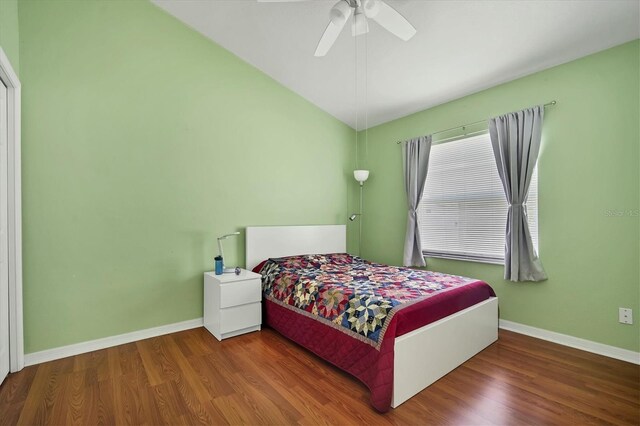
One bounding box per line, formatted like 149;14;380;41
203;269;262;341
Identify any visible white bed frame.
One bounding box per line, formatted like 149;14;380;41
246;225;498;408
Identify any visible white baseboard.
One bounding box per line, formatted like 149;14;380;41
499;319;640;365
23;317;638;367
24;318;204;367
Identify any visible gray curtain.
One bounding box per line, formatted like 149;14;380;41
402;135;432;267
489;106;547;282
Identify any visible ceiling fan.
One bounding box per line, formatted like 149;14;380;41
258;0;417;56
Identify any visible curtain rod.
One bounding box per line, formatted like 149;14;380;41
396;101;557;145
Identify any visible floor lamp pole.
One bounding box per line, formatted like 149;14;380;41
358;183;363;257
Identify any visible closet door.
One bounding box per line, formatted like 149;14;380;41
0;80;9;385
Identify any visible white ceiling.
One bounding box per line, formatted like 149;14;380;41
152;0;640;130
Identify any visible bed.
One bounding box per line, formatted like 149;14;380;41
246;225;498;412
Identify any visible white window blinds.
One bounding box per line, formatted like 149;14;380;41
418;132;538;264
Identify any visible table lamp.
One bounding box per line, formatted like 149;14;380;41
217;232;240;273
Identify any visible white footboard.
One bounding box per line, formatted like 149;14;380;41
392;297;498;407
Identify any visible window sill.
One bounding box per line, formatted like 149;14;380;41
422;252;504;266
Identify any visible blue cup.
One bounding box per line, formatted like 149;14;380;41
214;256;223;275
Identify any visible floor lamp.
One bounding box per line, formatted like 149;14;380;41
349;170;369;256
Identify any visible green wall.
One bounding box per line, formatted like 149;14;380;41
14;0;640;355
357;41;640;352
19;0;355;353
0;0;19;75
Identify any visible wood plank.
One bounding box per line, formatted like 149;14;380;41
94;379;115;426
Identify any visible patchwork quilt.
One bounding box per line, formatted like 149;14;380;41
256;253;495;412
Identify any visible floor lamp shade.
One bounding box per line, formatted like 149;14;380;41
354;170;369;185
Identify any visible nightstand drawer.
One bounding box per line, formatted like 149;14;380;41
219;278;261;308
220;303;261;334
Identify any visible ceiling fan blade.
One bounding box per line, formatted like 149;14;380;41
314;22;343;56
370;0;416;41
314;9;351;56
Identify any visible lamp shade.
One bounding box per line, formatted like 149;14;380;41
353;170;370;184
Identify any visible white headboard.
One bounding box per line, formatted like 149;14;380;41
245;225;346;270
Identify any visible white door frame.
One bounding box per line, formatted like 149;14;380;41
0;47;23;372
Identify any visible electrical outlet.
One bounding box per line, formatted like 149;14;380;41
619;308;633;325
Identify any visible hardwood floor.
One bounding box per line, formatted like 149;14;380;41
1;328;638;425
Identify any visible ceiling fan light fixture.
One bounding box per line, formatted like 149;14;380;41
352;10;369;36
330;0;351;26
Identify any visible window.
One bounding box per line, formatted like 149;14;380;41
418;132;538;264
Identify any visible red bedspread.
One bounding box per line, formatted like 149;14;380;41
254;254;495;412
